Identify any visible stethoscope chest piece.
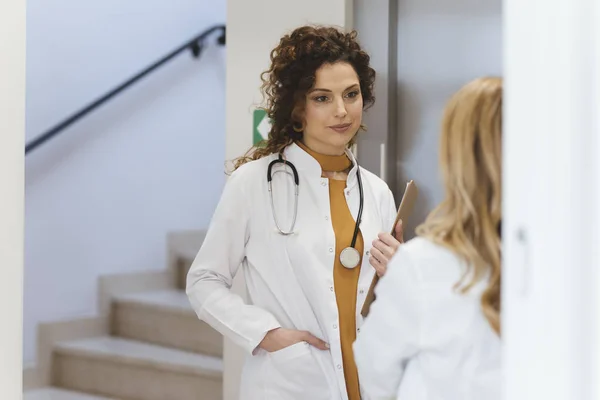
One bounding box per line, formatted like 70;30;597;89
340;246;361;269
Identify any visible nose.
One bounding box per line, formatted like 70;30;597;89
334;98;348;118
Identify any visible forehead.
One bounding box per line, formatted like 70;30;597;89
313;62;359;90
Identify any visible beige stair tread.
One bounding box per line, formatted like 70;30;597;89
24;387;114;400
54;336;222;378
113;289;193;314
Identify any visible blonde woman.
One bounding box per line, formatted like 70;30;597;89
353;77;502;400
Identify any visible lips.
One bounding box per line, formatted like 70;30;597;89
329;123;352;133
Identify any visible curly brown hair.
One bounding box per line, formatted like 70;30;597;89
231;25;376;171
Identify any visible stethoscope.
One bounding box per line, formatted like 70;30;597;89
267;153;364;269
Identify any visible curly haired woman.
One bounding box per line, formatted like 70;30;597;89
187;25;403;400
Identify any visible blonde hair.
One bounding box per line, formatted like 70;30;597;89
416;76;503;335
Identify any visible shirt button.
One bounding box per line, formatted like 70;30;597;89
337;364;342;370
329;247;334;253
325;216;329;221
330;286;334;292
359;289;364;294
321;181;327;186
333;324;338;329
365;250;370;256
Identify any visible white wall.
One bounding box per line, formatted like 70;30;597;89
0;0;25;396
395;0;502;236
503;0;600;398
224;2;352;398
24;0;225;365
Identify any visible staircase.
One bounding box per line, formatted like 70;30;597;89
24;231;223;400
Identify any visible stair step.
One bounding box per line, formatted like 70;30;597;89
111;290;223;357
114;289;193;314
52;336;222;400
24;387;115;400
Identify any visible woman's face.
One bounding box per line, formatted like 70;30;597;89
300;62;363;156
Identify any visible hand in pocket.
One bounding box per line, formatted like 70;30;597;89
258;328;329;353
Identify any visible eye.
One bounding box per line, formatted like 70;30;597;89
346;90;360;99
313;95;329;102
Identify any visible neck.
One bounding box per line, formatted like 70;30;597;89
300;139;346;156
296;140;352;173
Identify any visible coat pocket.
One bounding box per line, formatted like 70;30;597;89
268;341;311;362
263;342;332;400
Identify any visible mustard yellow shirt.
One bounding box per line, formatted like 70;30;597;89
297;141;362;400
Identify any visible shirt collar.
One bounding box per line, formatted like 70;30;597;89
282;142;360;188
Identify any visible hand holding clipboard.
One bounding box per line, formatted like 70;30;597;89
360;180;418;317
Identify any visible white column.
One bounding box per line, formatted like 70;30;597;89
0;0;26;397
224;2;353;399
503;0;599;399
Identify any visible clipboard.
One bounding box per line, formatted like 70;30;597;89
360;180;418;317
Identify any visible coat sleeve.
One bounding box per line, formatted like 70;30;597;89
353;247;423;399
186;168;281;355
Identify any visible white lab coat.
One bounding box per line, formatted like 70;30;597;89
186;142;397;400
353;237;502;400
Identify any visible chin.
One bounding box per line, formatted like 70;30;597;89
328;135;353;149
338;130;358;146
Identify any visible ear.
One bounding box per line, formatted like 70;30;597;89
291;103;306;133
292;122;304;132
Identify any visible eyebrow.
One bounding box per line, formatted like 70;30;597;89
308;84;360;94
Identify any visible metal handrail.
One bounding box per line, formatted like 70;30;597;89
25;24;225;154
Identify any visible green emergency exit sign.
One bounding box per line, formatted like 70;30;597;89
253;109;271;146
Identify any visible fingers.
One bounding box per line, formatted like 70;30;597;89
300;331;330;350
369;246;386;264
372;220;404;259
377;232;402;250
369;252;386;277
372;236;397;259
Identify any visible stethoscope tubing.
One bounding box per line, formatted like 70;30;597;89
267;152;364;248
